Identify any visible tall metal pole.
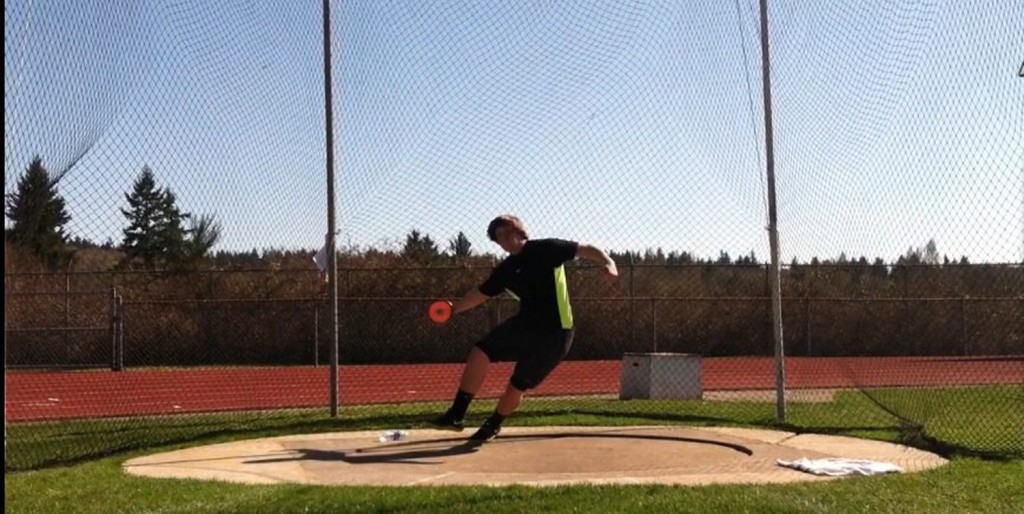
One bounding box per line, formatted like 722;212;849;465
322;0;340;417
758;0;786;421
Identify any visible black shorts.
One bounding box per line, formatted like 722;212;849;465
475;317;574;391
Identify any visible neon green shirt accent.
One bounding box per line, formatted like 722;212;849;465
553;265;573;329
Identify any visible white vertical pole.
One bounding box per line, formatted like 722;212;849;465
322;0;340;417
758;0;786;421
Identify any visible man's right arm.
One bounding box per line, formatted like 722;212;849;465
576;243;619;283
451;260;504;314
451;288;490;314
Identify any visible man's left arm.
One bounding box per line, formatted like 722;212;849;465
575;243;618;282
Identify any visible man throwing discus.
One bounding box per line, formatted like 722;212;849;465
430;214;618;442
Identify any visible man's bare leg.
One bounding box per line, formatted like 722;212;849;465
458;346;491;394
496;382;525;416
469;382;525;442
432;347;490;431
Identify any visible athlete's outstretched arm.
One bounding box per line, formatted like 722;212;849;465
450;288;490;315
576;244;619;282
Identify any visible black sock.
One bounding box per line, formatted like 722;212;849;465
448;389;474;420
484;412;506;427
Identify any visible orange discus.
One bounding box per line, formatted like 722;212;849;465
428;300;452;324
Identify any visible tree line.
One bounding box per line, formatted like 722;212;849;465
5;157;220;271
5;156;993;274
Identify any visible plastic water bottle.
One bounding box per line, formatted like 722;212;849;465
378;430;408;442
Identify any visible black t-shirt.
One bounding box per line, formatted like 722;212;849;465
479;238;579;330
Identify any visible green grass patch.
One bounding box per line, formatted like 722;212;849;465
6;385;1023;513
6;450;1023;514
6;385;1022;472
857;385;1024;455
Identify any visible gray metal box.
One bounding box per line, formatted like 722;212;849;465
619;352;702;400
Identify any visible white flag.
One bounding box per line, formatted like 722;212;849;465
313;243;329;273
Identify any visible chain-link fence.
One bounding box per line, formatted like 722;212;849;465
8;264;1021;366
6;0;1023;469
6;263;1022;467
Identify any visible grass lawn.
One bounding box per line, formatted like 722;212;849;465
6;451;1022;513
6;386;1023;513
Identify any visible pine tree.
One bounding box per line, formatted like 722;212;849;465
120;167;190;269
121;167;164;268
184;213;222;262
447;231;473;259
922;239;940;265
4;156;73;269
402;230;439;263
155;188;189;266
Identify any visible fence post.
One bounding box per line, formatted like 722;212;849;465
203;274;213;363
765;263;772;353
65;270;71;353
109;286;116;370
629;255;635;347
110;287;123;371
804;296;811;356
115;293;124;371
651;297;657;352
902;265;909;297
314;301;320;367
960;295;967;356
764;263;770;298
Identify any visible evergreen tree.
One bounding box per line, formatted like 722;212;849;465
643;247;666;264
155;188;189;266
121;167;164;268
736;250;759;265
447;231;473;259
184;213;222;262
922;239;940;265
902;246;923;265
120;167;190;269
4;156;73;268
871;257;889;278
402;229;439;263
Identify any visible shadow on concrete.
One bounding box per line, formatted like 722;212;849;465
242;429;751;466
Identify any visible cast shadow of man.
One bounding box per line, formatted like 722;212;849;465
245;436;483;466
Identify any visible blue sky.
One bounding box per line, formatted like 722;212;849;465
5;0;1023;263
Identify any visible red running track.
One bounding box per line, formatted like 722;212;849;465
5;356;1021;422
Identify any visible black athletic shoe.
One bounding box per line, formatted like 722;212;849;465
429;412;465;432
468;422;501;442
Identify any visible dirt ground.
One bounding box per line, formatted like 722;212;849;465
123;425;947;487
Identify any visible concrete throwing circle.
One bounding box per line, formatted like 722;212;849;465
123;426;947;487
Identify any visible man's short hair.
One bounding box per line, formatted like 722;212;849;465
487;214;528;242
